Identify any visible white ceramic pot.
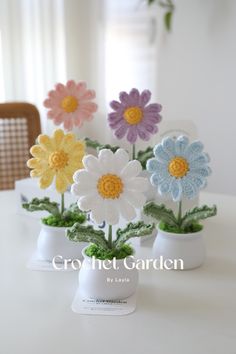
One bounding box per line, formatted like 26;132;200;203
79;248;139;300
153;226;206;270
37;223;87;262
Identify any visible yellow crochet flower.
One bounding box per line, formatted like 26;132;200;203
27;129;85;193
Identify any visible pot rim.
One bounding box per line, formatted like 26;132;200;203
81;246;135;263
157;224;203;240
40;221;69;231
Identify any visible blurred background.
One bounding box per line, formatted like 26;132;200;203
0;0;235;195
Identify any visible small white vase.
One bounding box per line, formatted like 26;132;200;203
37;223;87;262
153;226;206;270
79;248;139;300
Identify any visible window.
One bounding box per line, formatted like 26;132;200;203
104;0;157;104
0;32;5;101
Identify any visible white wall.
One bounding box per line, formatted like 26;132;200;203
157;0;236;195
62;0;106;142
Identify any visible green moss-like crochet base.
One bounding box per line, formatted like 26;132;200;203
85;243;134;260
159;221;203;234
42;213;86;227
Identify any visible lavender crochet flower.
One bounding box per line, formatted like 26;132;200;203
108;88;162;144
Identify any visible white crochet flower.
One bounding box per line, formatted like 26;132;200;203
71;149;148;225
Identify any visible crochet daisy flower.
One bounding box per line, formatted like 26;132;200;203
27;129;85;193
147;136;211;202
71;149;149;225
44;80;98;131
108;88;162;144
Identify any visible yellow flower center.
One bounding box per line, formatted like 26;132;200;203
48;150;69;170
123;106;143;125
61;95;78;113
97;174;123;199
168;156;189;178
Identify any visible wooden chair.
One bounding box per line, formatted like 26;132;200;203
0;102;41;190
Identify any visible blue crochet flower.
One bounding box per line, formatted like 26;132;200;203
147;136;211;202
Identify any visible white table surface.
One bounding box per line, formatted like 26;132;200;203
0;191;236;354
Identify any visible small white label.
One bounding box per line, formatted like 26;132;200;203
71;290;136;316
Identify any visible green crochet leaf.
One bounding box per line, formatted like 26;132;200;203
143;201;178;226
66;224;109;250
181;205;217;228
62;203;85;219
84;137;102;150
115;221;155;248
84;137;121;153
22;197;60;216
97;144;121;153
136;146;154;169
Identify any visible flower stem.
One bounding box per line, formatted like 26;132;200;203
61;193;65;215
177;200;182;226
132;144;136;159
108;225;113;249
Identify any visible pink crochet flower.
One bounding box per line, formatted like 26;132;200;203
44;80;98;131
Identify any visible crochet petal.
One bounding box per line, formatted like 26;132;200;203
79;194;96;211
153;144;170;163
139;90;151;106
125;177;149;192
146;158;159;173
129;88;140;105
149;165;170;186
190;153;210;169
55;83;66;93
38;134;54;152
137;125;151;141
124;190;146;208
170;179;182;202
121;160;142;179
39;169;54;190
114;123;129;139
82;155;101;175
61;132;76;152
76;82;87;96
144;111;162;123
119;91;130;105
114;149;130;173
55;172;68;193
63;117;73;131
186;141;204;159
118;197;136;222
158;178;172;195
90;198;106;224
162;137;175;157
140;121;158;134
181;177;197;199
190;166;212;177
81;89;96;100
187;173;207;190
80;102;97;114
30;145;47;158
110;100;122;111
145;103;162;113
52;129;64;148
66;80;76;90
105;199;119;225
98;149;114;173
127;126;138;144
175;136;189;155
